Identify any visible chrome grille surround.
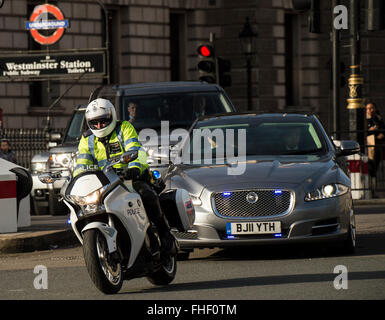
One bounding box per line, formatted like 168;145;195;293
211;189;295;219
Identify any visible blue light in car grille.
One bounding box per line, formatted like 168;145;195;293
274;233;283;238
222;192;231;197
274;190;283;195
227;235;235;239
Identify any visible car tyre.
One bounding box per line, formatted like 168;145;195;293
338;212;356;255
177;250;191;261
341;225;356;255
49;193;69;216
30;197;49;215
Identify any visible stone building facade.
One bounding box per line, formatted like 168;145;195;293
0;0;384;134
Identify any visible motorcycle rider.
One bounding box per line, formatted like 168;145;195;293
73;98;176;255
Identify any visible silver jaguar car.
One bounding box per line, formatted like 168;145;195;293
164;113;360;257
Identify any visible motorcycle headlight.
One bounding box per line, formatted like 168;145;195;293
69;187;104;215
31;162;47;173
305;183;349;201
70;188;102;206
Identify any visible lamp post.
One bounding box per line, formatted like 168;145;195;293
347;0;365;147
332;0;341;139
239;17;257;111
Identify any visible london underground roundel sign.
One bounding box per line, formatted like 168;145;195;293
26;4;68;45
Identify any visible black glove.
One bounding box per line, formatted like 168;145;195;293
153;178;166;194
124;167;141;181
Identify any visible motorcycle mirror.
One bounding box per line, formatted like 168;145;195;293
38;173;56;184
120;150;138;163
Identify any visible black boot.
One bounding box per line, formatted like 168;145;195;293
156;216;178;255
133;181;178;255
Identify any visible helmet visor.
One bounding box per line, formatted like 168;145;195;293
88;116;112;130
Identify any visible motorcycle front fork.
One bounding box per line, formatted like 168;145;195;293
108;214;115;228
107;214;122;264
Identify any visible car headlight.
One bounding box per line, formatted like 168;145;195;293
49;153;72;168
31;162;47;173
305;183;349;201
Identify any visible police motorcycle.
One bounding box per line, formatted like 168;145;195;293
39;150;195;294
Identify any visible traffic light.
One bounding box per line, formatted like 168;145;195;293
197;43;216;83
290;0;321;33
217;57;231;88
366;0;385;31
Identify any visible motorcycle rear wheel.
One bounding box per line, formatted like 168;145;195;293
83;229;123;294
147;254;177;286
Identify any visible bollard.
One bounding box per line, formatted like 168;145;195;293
360;155;371;199
347;153;363;200
0;168;18;233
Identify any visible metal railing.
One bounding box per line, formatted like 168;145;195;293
0;128;65;169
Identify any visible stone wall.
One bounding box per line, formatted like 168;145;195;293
0;0;385;136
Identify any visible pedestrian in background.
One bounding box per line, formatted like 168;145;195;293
193;96;207;118
366;101;385;195
0;139;17;164
127;101;139;124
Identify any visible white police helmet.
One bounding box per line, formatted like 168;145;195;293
85;98;117;138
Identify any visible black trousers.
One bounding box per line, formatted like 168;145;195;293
369;147;383;178
132;180;169;233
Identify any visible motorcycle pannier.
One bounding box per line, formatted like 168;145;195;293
159;189;195;232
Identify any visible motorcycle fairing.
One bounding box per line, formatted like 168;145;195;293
104;184;149;269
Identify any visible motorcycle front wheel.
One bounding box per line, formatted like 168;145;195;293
83;229;123;294
147;254;177;286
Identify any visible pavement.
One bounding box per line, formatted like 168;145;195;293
0;215;78;254
1;198;385;255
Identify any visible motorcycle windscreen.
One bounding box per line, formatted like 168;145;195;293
67;171;109;197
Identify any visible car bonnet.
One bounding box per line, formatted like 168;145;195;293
177;157;334;190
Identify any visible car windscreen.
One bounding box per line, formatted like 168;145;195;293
121;92;233;130
185;117;328;162
63;110;86;144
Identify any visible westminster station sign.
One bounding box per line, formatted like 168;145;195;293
0;52;106;81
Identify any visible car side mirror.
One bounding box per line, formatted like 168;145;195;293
335;140;360;157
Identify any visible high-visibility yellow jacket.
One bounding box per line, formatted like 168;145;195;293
73;121;148;177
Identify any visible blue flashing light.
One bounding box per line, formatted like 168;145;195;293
274;190;283;195
227;235;235;239
152;170;161;179
226;223;232;234
222;191;232;197
67;219;71;225
274;233;283;238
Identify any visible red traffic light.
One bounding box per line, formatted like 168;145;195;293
197;45;214;57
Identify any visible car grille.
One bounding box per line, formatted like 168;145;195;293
212;189;293;218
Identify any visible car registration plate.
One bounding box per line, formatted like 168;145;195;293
226;221;281;235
